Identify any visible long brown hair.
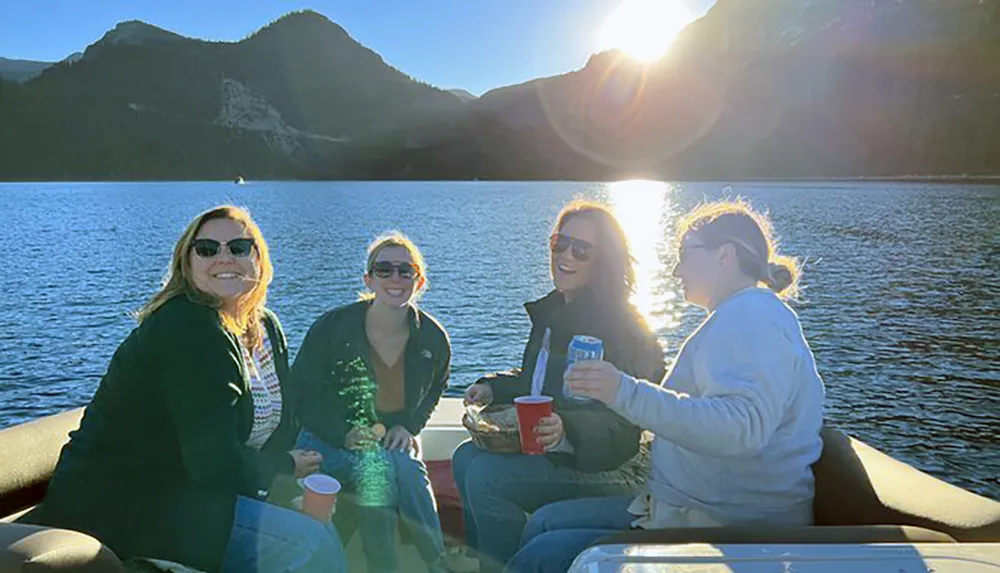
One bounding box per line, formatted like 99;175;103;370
676;198;801;299
135;205;273;349
552;199;637;304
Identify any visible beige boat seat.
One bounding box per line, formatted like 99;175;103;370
0;410;122;573
0;522;124;573
0;411;84;523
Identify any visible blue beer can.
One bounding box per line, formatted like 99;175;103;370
563;335;604;403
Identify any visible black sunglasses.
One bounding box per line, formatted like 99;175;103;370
191;238;256;258
369;261;419;280
549;234;596;262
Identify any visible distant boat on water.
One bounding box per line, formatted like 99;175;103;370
234;175;245;185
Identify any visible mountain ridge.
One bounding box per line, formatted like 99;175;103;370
0;57;52;83
342;0;1000;180
0;10;464;180
2;3;999;180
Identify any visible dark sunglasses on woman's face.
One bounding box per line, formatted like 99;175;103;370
191;238;256;258
370;261;418;280
549;233;596;262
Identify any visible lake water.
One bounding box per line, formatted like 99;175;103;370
0;180;997;500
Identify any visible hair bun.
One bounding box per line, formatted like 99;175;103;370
766;261;794;294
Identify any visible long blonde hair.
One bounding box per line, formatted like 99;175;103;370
358;232;428;302
136;205;273;349
676;198;801;300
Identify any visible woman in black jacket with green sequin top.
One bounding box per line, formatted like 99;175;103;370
292;232;450;573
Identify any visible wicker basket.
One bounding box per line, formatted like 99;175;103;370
462;404;522;454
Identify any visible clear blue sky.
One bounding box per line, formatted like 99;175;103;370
0;0;717;95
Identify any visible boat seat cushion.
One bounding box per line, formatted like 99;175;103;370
0;522;124;573
0;410;84;520
592;524;957;548
814;427;1000;541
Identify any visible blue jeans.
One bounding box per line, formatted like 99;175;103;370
452;441;642;573
220;495;346;573
504;496;634;573
297;429;445;573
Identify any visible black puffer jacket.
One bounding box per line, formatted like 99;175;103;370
480;288;667;473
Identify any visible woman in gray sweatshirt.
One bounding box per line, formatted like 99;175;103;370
505;198;826;573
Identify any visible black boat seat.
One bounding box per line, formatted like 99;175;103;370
812;427;1000;541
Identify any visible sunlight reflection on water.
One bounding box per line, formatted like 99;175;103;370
603;179;682;333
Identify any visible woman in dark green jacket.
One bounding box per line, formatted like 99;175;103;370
37;206;345;573
451;199;667;573
292;232;450;573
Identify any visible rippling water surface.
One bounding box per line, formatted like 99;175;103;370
1;180;997;499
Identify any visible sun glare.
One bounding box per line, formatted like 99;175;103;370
597;0;695;62
605;179;682;333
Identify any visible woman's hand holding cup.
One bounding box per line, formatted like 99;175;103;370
534;413;566;451
289;449;323;478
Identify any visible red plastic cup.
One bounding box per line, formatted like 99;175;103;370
514;395;554;455
302;474;341;522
